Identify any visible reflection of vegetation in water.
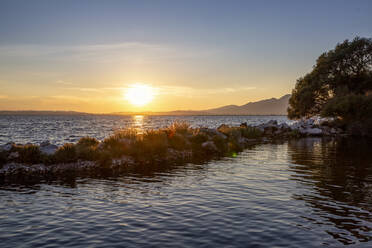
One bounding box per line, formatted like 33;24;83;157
287;138;372;245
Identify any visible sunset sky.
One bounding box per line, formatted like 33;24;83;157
0;0;371;113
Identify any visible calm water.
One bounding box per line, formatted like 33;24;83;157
0;115;290;145
0;138;372;247
0;116;371;247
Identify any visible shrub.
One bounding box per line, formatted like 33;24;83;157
190;130;208;144
54;143;77;163
77;137;99;147
169;121;191;135
321;95;372;122
102;129;137;158
227;140;243;153
217;125;242;139
212;135;228;154
168;133;189;150
16;144;42;164
189;131;209;156
76;137;99;160
135;130;168;159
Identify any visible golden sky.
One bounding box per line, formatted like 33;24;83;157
0;1;370;113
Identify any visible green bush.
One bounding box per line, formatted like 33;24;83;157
321;95;372;122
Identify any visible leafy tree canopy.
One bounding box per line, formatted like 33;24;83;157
288;37;372;121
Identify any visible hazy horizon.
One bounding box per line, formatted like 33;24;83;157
0;0;371;113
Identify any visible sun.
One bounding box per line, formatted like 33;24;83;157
124;84;155;106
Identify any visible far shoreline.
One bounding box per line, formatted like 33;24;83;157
0;110;288;117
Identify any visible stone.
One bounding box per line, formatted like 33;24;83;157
0;142;14;152
217;124;230;133
40;140;51;147
267;120;278;126
279;123;290;130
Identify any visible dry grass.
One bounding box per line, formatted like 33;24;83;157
0;121;266;167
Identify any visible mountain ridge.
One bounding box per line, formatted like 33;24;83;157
0;94;291;116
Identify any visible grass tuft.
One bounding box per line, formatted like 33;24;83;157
15;144;42;164
54;143;77;163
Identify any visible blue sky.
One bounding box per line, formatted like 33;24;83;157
0;0;371;112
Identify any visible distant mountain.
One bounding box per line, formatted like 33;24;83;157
0;94;291;116
119;94;291;116
204;94;291;115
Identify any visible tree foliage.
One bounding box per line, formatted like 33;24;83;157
288;37;372;120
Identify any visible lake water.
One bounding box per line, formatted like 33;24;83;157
0;116;372;247
0;115;290;145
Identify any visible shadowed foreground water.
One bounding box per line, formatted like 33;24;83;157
0;138;371;247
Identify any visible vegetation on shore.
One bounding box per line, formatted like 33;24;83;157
288;37;372;136
0;122;265;170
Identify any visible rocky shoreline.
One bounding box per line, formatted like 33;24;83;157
0;118;351;183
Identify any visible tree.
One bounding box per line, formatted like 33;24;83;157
287;37;372;121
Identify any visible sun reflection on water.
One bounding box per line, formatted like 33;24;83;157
132;115;145;133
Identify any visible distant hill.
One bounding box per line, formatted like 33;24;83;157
204;94;291;115
0;95;291;116
113;94;291;116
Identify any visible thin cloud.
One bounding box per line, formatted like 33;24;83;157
55;80;74;85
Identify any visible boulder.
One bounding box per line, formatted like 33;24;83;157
0;142;14;152
267;120;278;126
40;140;51;147
278;123;290;130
